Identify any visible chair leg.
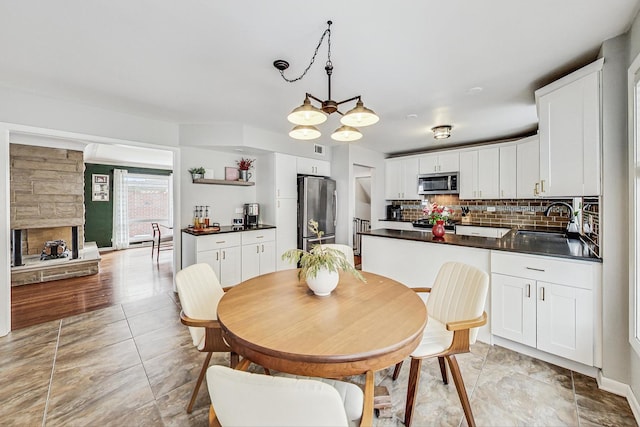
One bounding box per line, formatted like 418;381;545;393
438;356;448;384
230;351;239;369
187;352;213;413
404;358;422;427
446;355;476;427
392;361;403;380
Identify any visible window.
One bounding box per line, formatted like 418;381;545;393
630;55;640;356
126;173;173;243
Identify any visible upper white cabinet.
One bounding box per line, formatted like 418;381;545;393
516;136;540;198
459;147;499;200
499;145;517;199
418;152;459;174
535;58;603;197
385;157;419;200
297;157;330;177
275;153;297;199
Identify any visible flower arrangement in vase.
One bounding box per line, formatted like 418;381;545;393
236;158;255;182
422;202;451;238
281;220;365;296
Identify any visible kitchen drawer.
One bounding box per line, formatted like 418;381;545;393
491;251;596;290
456;225;510;238
197;233;241;251
241;229;276;245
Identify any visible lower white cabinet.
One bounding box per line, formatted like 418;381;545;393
182;232;242;287
241;229;276;281
491;251;598;366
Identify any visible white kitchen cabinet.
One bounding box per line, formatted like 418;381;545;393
241;229;276;281
459;147;499;199
491;251;598;366
182;232;242;287
418;152;459;174
516;136;540;198
384;157;419;200
275;153;297;198
275;198;297;271
536;58;602;197
297;157;330;176
499;145;517;199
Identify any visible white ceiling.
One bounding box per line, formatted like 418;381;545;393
0;1;638;156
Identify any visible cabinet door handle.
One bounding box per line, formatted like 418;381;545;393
277;189;280;197
277;200;280;208
261;244;264;253
256;236;264;239
256;245;259;253
526;266;545;272
222;250;226;260
216;240;225;244
526;283;531;298
216;252;219;261
540;287;545;301
534;183;539;196
541;179;545;192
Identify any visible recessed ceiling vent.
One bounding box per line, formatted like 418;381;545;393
314;144;325;156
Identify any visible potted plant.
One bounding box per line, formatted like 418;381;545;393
281;220;365;296
236;158;255;182
188;167;206;180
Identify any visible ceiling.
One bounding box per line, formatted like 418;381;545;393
0;1;638;156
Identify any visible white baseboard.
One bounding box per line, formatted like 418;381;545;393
598;372;640;424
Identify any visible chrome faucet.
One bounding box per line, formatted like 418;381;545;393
543;202;577;234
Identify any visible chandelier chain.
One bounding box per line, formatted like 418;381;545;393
278;24;332;83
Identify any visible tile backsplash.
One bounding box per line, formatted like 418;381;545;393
388;195;590;231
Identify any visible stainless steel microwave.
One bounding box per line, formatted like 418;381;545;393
418;172;459;195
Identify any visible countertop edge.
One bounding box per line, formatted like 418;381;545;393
360;228;601;263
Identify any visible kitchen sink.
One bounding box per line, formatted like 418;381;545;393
516;230;568;239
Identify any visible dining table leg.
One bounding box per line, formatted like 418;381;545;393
360;370;375;427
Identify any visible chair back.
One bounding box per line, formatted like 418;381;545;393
207;365;352;427
322;244;355;267
427;262;489;344
176;263;224;350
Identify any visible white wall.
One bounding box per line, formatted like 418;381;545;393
355;177;372;221
179;147;258;228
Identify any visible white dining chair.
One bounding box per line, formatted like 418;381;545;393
206;365;364;427
322;243;355;267
392;261;489;427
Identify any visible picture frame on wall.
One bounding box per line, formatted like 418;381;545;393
225;167;239;181
92;174;110;201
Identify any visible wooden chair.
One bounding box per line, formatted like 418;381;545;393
392;261;489;427
321;243;355;267
175;263;239;413
206;364;364;427
151;222;173;263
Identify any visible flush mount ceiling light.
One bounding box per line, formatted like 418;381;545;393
431;125;452;140
274;20;379;142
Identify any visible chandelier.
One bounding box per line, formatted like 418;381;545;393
273;20;379;142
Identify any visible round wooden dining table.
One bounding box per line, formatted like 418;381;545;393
217;269;427;426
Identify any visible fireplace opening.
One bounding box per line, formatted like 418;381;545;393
12;226;80;267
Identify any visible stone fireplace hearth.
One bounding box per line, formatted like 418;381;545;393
10;143;100;286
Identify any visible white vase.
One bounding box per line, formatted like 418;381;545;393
306;268;339;296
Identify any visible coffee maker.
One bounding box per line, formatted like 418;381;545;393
243;203;259;227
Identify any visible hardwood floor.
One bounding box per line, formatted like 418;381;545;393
11;246;174;330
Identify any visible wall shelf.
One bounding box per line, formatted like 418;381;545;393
192;178;255;187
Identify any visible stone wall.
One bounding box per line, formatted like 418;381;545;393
10;144;85;254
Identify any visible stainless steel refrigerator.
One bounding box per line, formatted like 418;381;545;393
298;175;337;252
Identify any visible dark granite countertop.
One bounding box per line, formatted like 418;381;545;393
360;228;601;262
182;224;276;236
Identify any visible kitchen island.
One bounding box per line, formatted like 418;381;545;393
360;227;602;374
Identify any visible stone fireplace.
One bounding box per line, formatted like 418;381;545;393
10;144;99;286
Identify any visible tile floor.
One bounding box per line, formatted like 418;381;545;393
1;291;636;427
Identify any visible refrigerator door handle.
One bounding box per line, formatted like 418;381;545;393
333;189;337;227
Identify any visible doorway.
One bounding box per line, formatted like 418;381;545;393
353;165;373;266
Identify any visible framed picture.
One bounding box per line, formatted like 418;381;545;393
225;167;239;181
92;174;110;201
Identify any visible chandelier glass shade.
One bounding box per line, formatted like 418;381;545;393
275;20;379;141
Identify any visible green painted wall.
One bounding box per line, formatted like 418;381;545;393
84;164;172;247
